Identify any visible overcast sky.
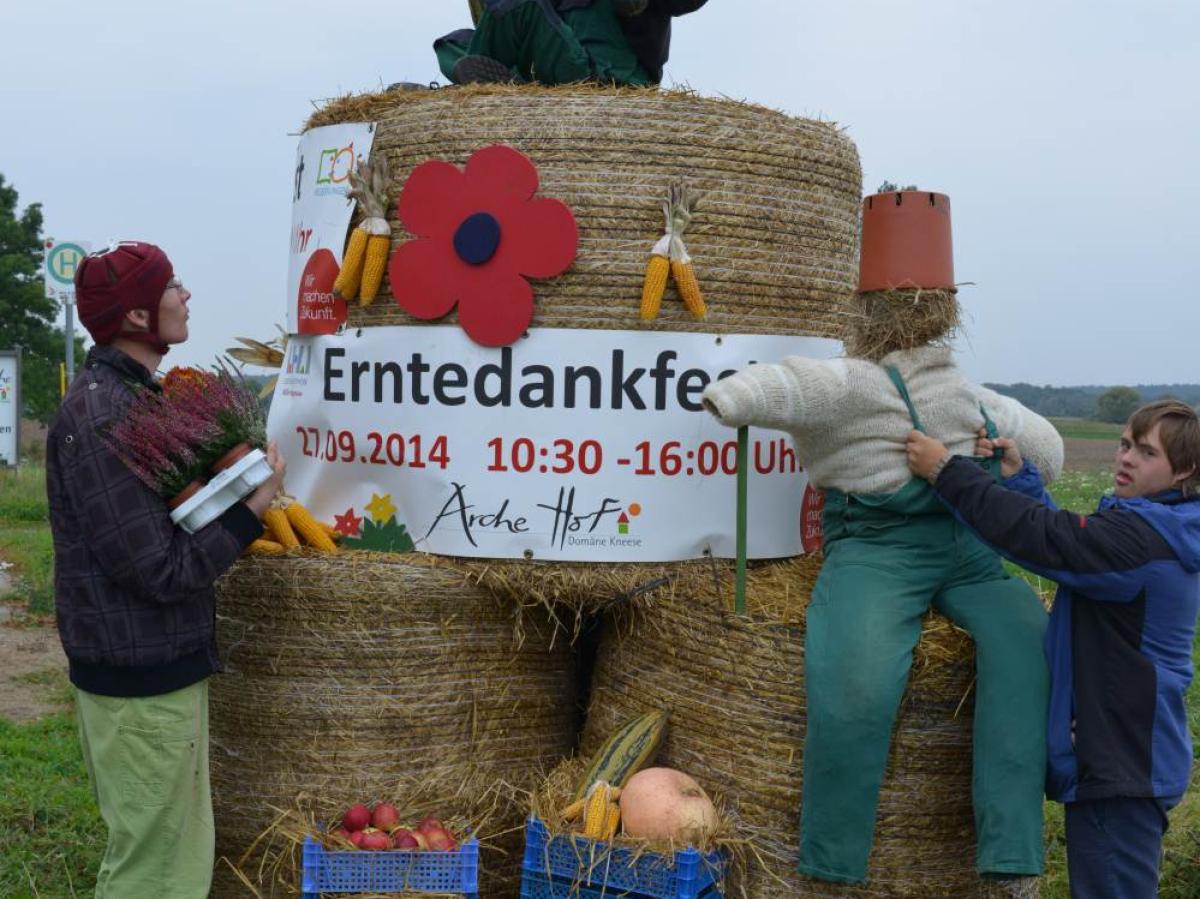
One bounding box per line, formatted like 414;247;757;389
3;1;1196;386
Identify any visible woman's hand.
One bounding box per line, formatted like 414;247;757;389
245;441;286;518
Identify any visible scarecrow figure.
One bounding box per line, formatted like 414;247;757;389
435;0;708;86
702;191;1063;885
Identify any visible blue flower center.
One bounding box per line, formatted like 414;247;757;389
453;212;501;265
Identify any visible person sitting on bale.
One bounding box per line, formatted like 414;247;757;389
434;0;708;86
701;191;1063;886
907;401;1199;899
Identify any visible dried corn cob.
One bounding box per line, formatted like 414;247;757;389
667;184;706;320
360;234;390;305
285;502;338;552
640;184;705;320
245;538;285;555
224;327;287;398
581;782;621;840
640;194;674;320
263;507;300;548
333;228;368;299
671;253;706;318
334;154;392;304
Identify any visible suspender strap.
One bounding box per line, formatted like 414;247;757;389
885;366;924;433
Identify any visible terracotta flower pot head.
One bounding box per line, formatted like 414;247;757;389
857;191;954;293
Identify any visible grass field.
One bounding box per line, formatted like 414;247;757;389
0;673;104;898
2;449;1198;896
1048;417;1125;441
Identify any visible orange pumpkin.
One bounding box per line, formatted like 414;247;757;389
618;767;719;845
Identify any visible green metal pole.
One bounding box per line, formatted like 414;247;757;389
735;425;748;614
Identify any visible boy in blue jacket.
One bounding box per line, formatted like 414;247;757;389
906;399;1200;898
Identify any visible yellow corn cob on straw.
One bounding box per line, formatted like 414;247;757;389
360;232;391;306
670;253;706;319
263;507;300;548
640;254;669;321
580;782;621;840
640;184;705;320
333;227;368;299
318;521;340;539
285;502;338;552
561;781;621;841
245;538;285;555
667;184;706;320
602;802;621;840
335;154;392;302
640;194;674;320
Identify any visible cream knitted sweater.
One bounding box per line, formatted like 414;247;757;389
701;345;1064;496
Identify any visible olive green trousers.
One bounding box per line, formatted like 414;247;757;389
76;680;213;898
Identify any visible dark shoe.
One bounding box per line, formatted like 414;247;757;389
452;55;522;84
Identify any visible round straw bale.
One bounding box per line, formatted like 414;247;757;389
209;552;578;898
581;556;1038;898
308;84;862;340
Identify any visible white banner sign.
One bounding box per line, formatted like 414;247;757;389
43;239;91;304
0;350;19;466
286;123;377;334
267;326;838;561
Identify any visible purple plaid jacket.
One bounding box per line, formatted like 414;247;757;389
46;345;262;697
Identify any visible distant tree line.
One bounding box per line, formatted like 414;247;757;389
987;383;1200;422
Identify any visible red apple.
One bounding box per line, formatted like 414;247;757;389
360;830;392;851
342;803;371;832
411;830;429;849
416;816;443;833
392;828;420;849
425;827;458;851
371;801;400;831
349;830;366;848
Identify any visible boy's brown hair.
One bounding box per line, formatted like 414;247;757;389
1128;399;1200;496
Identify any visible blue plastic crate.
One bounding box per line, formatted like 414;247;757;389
300;835;479;898
518;816;726;899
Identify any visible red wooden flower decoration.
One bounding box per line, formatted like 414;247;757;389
387;144;578;347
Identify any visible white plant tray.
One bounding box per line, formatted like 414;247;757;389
170;448;272;534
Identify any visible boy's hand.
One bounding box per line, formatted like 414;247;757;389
975;427;1023;479
906;430;952;483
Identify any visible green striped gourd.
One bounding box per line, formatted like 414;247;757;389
574;709;668;801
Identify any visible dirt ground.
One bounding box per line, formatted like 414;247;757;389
0;602;68;723
1063;437;1116;471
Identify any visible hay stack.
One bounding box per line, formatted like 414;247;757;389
581;556;1037;899
209;553;578;897
308;84;862;339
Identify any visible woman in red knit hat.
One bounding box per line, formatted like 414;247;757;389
47;241;285;898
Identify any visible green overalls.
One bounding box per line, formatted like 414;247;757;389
435;0;652;86
798;368;1049;884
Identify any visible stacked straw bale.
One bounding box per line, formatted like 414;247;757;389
238;84;1022;899
307;84;863;339
210;554;578;897
581;556;1037;899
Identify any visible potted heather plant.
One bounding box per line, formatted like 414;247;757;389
105;363;274;532
103;388;225;508
160;363;267;474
